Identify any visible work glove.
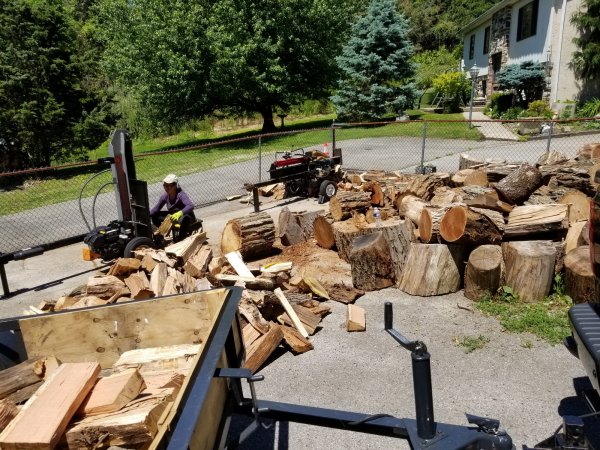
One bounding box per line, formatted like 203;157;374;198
169;211;183;222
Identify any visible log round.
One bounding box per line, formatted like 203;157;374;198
502;241;556;303
558;191;589;224
419;206;446;243
221;212;276;259
564;245;595;303
313;216;336;250
349;232;394;291
439;206;502;245
459;153;484;170
329;191;371;221
464;245;502;300
398;243;464;296
494;164;543;205
398;195;428;227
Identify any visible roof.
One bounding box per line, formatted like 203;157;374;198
460;0;521;35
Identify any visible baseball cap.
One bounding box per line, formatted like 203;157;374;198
163;174;178;185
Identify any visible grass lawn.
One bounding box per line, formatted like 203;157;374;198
0;112;481;216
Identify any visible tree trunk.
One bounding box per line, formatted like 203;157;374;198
502;241;556;303
278;207;324;246
349;232;395;291
329;191;371;221
221;211;276;260
494;164;543;204
439;205;502;245
260;106;276;133
398;195;428;227
564;245;595;303
464;245;503;300
398;243;464;296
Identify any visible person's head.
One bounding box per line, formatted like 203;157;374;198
163;173;179;194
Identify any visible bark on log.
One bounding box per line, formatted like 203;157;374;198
362;181;384;206
419;205;452;243
439;206;502;245
494;164;543;204
402;173;450;201
504;204;569;238
332;219;414;284
464;245;503;300
398;195;428;226
313;215;336;249
459;153;484;170
221;211;276;259
329;191;371;221
469;207;505;233
465;191;513;213
502;241;556;302
349;232;395;291
398;243;464;296
278;207;324;246
430;187;462;206
540;164;596;197
564;246;595;303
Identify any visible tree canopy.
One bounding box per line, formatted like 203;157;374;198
0;0;112;170
571;0;600;80
332;0;418;121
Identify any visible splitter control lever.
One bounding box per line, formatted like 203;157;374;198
384;302;428;356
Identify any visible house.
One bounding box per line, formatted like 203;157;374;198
460;0;589;110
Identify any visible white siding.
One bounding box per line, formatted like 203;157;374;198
507;0;554;65
462;23;491;76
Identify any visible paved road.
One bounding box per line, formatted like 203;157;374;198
1;131;598;253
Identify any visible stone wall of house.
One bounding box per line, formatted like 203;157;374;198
487;6;512;99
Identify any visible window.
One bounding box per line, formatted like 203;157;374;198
469;34;475;60
517;0;538;41
483;26;490;54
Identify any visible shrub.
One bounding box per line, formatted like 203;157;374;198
487;92;514;118
432;71;469;113
501;107;524;120
522;100;553;118
495;61;546;107
578;98;600;118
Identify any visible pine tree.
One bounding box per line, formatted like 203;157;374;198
571;0;600;80
332;0;418;121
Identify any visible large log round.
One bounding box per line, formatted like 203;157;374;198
329;191;371;221
349;232;394;291
564;245;595;303
464;245;503;300
221;212;276;259
494;164;543;205
439;205;502;245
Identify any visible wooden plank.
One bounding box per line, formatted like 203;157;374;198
18;290;226;368
79;368;146;416
225;251;255;279
276;324;313;354
242;323;262;348
273;288;309;338
347;304;366;332
0;362;100;449
278;304;321;335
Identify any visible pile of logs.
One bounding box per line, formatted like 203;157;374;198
245;144;600;306
0;345;197;447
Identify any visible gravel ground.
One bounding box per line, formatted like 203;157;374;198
1;196;598;449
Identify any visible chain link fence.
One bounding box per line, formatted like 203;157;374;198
1;118;599;254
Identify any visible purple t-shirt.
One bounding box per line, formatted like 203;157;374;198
150;189;194;216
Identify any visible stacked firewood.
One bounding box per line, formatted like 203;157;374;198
0;344;198;447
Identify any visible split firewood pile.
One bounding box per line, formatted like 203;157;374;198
0;344;198;448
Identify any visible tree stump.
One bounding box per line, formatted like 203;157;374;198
329;191;371;221
313;215;336;249
278;207;324;246
494;164;543;204
398;243;464;296
464;245;503;300
459;153;484;170
332;218;414;282
221;211;276;260
349;232;395;291
564;246;595;303
502;241;556;303
439;205;502;245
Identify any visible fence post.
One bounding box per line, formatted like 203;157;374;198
258;136;262;183
420;120;427;174
332;121;336;154
546;121;554;154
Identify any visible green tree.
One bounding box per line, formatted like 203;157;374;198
571;0;600;80
495;61;547;107
207;0;363;133
412;46;461;90
0;0;112;170
95;0;213;136
432;71;469;112
332;0;418;121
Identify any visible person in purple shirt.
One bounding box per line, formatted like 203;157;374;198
150;174;196;242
